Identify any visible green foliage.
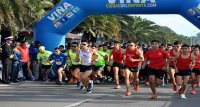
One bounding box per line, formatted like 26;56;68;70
0;0;53;36
73;15;191;44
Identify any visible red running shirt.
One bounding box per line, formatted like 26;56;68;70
145;48;169;69
176;53;192;70
19;46;30;62
194;54;200;69
169;49;182;66
111;48;123;64
124;48;140;67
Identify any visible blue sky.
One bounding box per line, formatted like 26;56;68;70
131;14;200;37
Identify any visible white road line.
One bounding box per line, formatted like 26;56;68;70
65;99;93;107
0;85;10;87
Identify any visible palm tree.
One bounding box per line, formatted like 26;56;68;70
0;0;54;37
72;15;121;42
0;0;38;35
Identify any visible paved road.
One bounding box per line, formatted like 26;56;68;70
0;81;200;107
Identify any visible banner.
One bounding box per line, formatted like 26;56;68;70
35;0;200;51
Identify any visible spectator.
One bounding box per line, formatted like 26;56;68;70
19;41;35;81
11;42;22;83
1;36;13;84
29;41;40;80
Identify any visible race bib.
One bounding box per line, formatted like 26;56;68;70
56;61;62;65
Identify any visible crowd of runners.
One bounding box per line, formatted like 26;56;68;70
1;37;200;99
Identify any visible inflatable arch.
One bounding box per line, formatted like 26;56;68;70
35;0;200;51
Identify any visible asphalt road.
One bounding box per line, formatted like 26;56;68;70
0;81;200;107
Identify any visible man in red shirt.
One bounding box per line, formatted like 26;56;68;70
19;41;34;81
167;41;182;91
191;45;200;94
142;40;170;99
124;41;144;96
174;44;195;99
110;41;125;89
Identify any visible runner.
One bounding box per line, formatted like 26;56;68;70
37;46;54;81
91;45;108;84
190;45;200;94
174;44;195;99
110;41;125;89
68;42;82;87
124;41;144;96
102;44;112;82
47;47;67;85
167;41;182;91
76;40;100;94
142;40;170;99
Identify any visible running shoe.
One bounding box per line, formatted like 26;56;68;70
173;85;177;91
30;76;35;81
95;80;100;84
56;80;62;85
190;90;197;94
125;90;131;96
20;77;26;81
79;85;85;91
85;89;92;94
108;77;113;82
180;94;186;99
150;94;157;99
133;85;139;92
114;84;121;89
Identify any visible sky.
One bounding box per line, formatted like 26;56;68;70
131;14;200;37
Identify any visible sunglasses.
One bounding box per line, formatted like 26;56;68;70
128;45;133;46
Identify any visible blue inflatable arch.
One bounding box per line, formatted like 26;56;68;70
35;0;200;51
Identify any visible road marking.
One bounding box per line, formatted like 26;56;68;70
65;99;93;107
0;85;10;87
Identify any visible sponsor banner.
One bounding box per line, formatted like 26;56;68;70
106;0;157;8
47;2;80;28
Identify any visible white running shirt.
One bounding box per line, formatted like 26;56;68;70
79;49;92;66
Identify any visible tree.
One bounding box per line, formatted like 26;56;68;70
0;0;54;36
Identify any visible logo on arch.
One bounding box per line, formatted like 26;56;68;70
47;2;81;28
106;0;157;8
